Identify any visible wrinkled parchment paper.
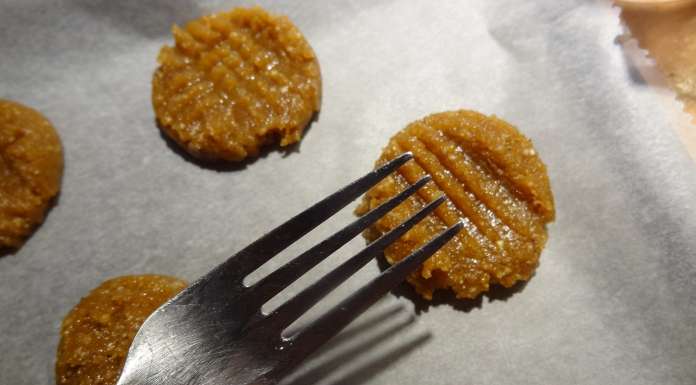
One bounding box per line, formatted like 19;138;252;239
1;1;696;384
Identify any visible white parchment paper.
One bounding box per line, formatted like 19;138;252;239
1;1;696;384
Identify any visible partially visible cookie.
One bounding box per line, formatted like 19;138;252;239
152;6;322;161
55;275;188;385
356;110;555;300
0;99;63;249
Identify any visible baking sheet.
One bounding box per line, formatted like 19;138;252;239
2;1;696;384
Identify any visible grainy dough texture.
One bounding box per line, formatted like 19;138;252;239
55;275;187;385
356;110;555;300
0;99;63;249
152;6;322;161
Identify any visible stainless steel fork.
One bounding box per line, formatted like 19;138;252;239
116;152;463;385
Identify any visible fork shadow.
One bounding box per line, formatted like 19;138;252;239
376;254;529;314
155;111;319;172
280;304;431;385
327;334;430;385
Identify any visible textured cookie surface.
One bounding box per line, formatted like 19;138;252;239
0;99;63;249
152;6;321;161
55;275;188;385
356;110;555;300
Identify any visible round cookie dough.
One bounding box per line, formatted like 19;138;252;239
356;110;555;300
0;99;63;249
55;275;188;385
152;6;322;161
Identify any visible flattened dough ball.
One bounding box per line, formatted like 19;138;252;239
0;99;63;249
356;110;555;300
55;275;188;385
152;6;322;161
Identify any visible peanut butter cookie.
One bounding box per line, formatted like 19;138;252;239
356;110;555;300
152;6;321;161
55;275;187;385
0;99;63;249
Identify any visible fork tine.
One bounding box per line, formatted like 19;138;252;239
260;195;446;330
201;152;413;284
247;175;432;307
283;220;463;362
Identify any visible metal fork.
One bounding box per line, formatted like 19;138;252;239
116;152;463;385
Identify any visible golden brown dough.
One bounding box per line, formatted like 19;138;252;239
55;275;188;385
0;99;63;249
356;110;555;300
152;6;321;161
